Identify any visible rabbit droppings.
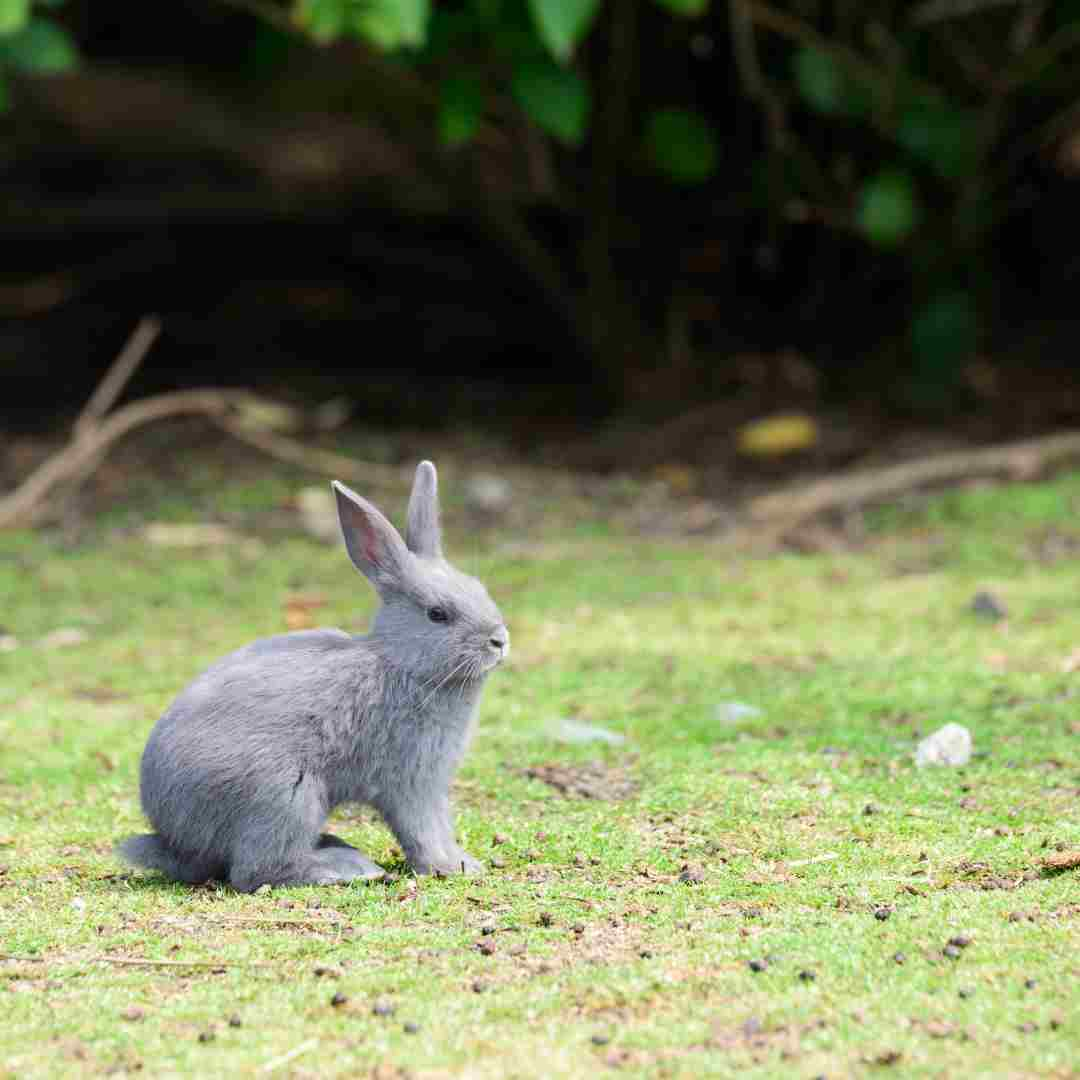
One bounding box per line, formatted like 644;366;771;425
117;461;509;891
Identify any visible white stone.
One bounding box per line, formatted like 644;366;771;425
915;723;972;768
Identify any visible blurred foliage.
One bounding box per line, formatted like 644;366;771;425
4;0;1080;410
0;0;76;97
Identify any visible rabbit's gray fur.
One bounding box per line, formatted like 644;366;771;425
117;461;508;891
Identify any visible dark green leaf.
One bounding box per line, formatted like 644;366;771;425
0;0;29;37
0;16;77;73
439;73;485;147
653;0;709;15
527;0;600;62
511;61;589;145
896;101;979;181
912;291;978;371
793;47;845;115
857;169;919;248
645;107;719;185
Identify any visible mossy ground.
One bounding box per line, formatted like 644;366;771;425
2;460;1079;1078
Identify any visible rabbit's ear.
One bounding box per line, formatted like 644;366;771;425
405;460;442;558
332;481;409;588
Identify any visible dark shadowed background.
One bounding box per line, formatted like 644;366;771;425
3;0;1080;478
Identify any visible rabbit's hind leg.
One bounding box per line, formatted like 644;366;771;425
315;833;385;879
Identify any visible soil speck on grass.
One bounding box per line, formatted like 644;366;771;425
948;935;972;949
490;857;506;869
863;803;880;816
591;1033;611;1046
522;761;638;800
373;999;396;1017
798;970;816;982
198;1031;215;1044
1018;1022;1038;1033
492;833;508;846
741;1017;763;1037
678;864;705;884
121;1007;144;1022
472;979;487;993
480;924;496;936
943;945;962;959
538;912;554;927
403;1022;420;1034
871;1050;902;1066
874;907;891;921
958;988;974;998
893;952;905;965
971;591;1007;619
476;940;496;956
1024;978;1037;989
749;958;768;972
331;992;348;1007
228;1015;242;1028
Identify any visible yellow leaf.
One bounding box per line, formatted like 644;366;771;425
737;413;819;457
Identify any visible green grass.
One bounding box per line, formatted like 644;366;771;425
2;465;1080;1078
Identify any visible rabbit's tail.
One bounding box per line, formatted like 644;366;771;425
116;834;223;885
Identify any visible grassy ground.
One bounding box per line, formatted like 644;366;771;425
2;460;1080;1078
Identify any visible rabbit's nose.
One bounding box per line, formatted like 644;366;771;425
488;627;510;653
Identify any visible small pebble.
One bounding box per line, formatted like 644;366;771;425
198;1031;215;1044
798;970;816;982
893;952;906;965
472;979;487;993
477;940;496;956
372;999;396;1017
492;833;508;846
948;935;972;949
591;1034;611;1046
331;992;348;1007
971;591;1007;619
748;958;768;973
943;945;962;959
1024;978;1037;990
403;1022;420;1035
573;854;587;867
228;1015;242;1028
874;908;891;921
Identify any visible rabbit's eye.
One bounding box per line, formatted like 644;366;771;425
427;606;450;624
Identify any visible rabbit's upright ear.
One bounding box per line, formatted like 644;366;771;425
405;460;442;558
332;481;409;589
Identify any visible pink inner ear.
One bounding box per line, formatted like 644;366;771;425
363;533;380;565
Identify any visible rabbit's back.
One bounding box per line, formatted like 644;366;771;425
139;630;376;854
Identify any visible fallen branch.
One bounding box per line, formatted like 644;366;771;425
0;953;272;968
74;316;161;439
747;430;1080;529
259;1039;319;1074
0;319;409;529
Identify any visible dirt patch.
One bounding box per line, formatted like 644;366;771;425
521;761;639;801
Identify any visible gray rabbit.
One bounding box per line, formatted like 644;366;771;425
117;461;508;891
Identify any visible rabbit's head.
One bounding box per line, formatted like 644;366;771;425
332;462;509;687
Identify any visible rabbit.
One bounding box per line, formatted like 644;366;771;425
116;461;509;892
